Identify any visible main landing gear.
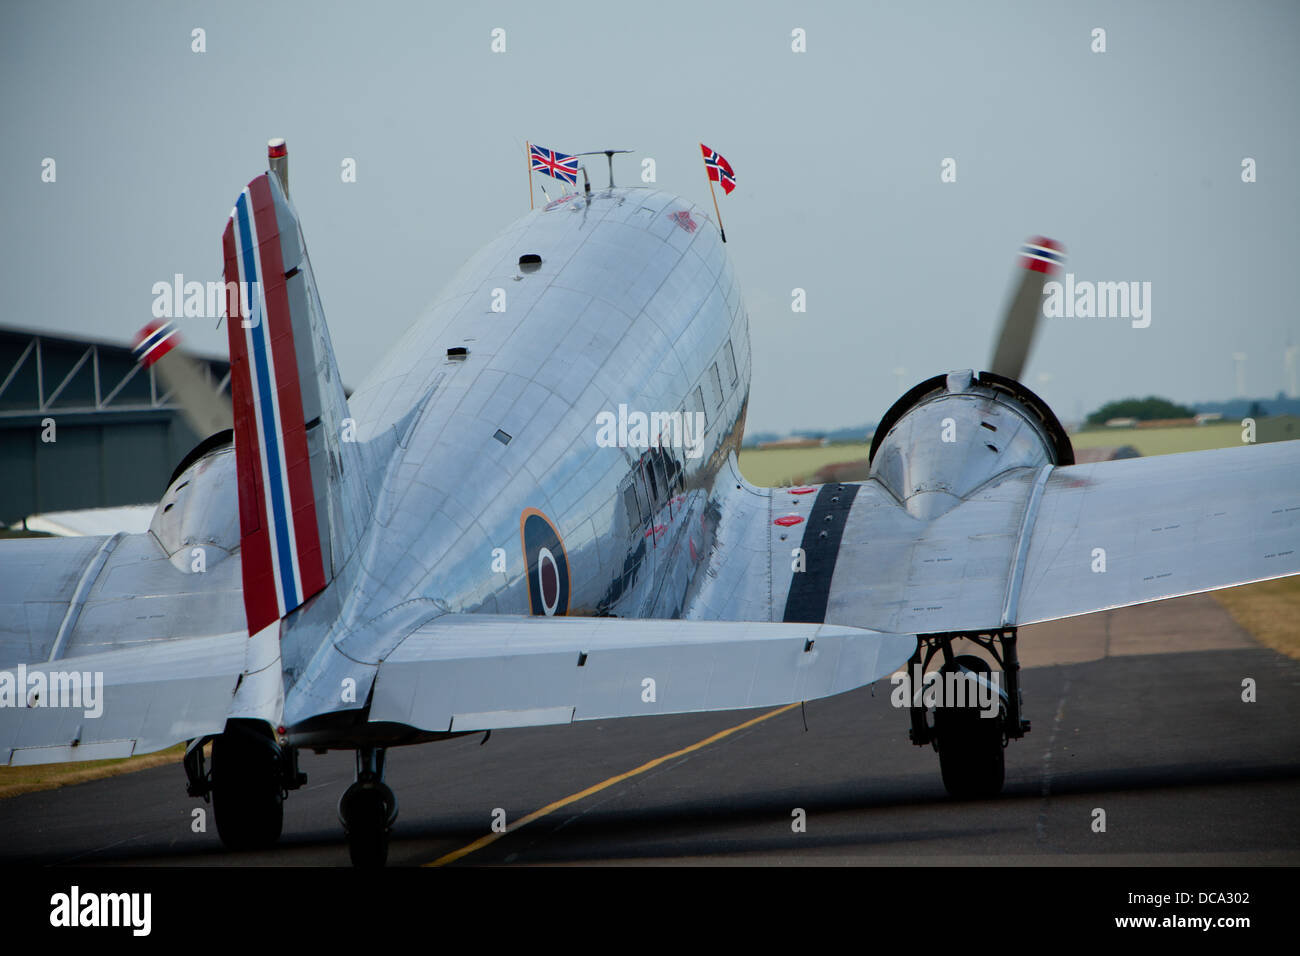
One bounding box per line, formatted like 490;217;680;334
186;720;306;850
188;723;399;867
338;746;398;867
906;629;1031;799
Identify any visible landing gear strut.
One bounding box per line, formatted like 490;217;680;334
907;630;1030;799
339;746;398;867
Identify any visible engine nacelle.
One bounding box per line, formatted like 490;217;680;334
868;370;1073;520
150;430;240;571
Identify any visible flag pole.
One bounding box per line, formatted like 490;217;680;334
704;167;727;243
526;141;534;210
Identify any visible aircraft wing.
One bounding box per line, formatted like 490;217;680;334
0;526;914;755
1013;441;1298;624
701;439;1300;635
0;631;246;765
0;530;275;767
367;616;916;732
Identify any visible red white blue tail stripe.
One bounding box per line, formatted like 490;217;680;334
222;175;326;635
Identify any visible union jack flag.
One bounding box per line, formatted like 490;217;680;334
529;143;579;185
700;144;736;195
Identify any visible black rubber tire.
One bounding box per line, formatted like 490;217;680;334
212;727;284;850
340;784;393;868
933;655;1005;799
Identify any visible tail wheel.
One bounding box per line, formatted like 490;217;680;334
212;725;284;850
339;781;397;868
933;654;1005;799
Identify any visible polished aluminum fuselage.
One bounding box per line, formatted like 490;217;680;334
277;187;752;719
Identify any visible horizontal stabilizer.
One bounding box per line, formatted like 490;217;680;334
367;615;916;732
0;632;247;766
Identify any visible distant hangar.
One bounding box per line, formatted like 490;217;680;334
0;325;229;526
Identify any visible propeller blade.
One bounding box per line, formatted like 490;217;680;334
133;321;232;439
988;237;1065;381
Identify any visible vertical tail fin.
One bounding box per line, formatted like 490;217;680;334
221;172;367;635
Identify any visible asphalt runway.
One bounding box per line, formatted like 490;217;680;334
2;593;1297;866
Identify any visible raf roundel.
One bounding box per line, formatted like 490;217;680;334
520;508;570;616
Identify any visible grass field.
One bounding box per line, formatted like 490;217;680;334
1070;421;1244;456
1212;577;1300;661
736;442;871;487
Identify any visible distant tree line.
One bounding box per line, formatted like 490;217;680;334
1191;392;1298;419
1084;396;1197;427
742;423;877;448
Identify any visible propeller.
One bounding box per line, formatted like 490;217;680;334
133;320;232;439
987;237;1064;382
130;140;293;443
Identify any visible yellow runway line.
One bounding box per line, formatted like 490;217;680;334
425;702;800;866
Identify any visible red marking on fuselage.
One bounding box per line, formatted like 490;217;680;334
669;210;697;233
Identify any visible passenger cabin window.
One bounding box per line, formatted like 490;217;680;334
660;447;681;490
709;362;724;410
650;449;668;500
623;484;642;533
724;340;738;385
691;385;707;428
643;455;659;504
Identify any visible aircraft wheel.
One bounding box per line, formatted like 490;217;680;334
934;655;1005;799
212;725;284;850
339;781;396;868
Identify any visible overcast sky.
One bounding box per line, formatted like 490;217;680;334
3;0;1297;434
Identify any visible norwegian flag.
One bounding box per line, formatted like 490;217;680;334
700;144;736;194
529;143;579;185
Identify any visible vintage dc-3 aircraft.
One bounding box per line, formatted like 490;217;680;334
2;140;1297;865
